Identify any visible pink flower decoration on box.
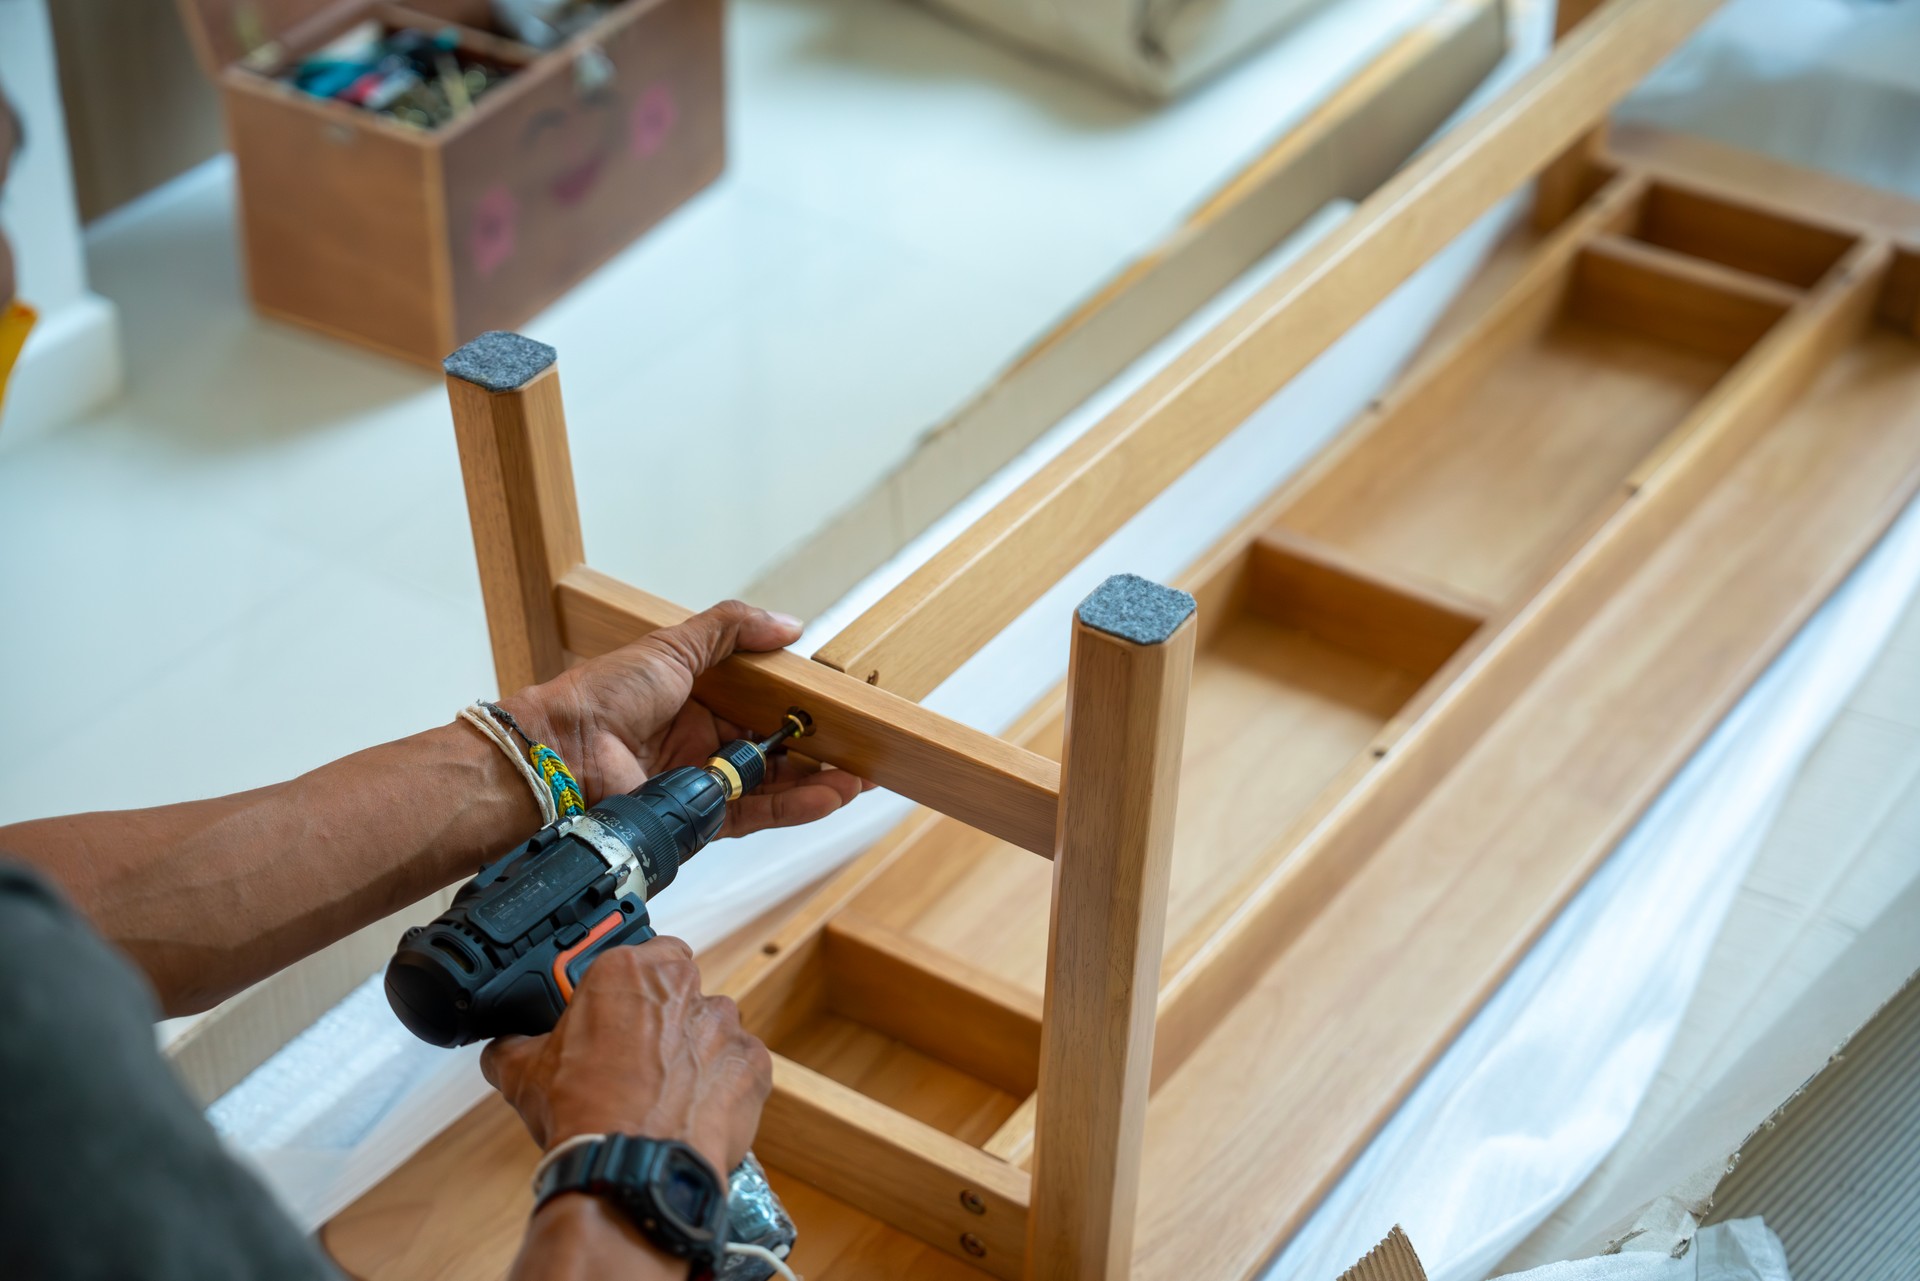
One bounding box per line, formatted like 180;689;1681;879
470;183;519;279
630;84;677;159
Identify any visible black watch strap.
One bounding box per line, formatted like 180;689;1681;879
533;1135;728;1276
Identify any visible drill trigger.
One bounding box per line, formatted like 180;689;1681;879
552;909;626;1003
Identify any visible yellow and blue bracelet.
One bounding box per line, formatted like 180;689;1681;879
481;702;586;820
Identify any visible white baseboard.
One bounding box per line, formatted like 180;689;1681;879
0;292;124;450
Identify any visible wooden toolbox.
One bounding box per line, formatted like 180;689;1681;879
177;0;724;365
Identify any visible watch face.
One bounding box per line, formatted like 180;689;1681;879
658;1146;719;1229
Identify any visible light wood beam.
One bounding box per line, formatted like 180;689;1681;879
755;1056;1032;1279
814;0;1722;700
1027;576;1197;1280
556;567;1062;856
1532;0;1614;228
444;333;585;692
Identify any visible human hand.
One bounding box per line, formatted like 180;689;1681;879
499;599;868;836
481;936;771;1173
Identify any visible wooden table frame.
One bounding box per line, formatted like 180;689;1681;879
326;1;1920;1276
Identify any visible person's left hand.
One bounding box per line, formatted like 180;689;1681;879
499;600;868;837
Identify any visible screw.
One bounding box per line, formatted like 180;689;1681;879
960;1233;986;1258
761;941;781;956
959;1190;986;1215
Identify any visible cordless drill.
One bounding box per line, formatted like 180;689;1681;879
385;709;813;1278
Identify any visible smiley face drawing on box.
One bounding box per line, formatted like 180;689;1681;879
456;41;693;315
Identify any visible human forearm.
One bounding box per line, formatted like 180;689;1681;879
0;602;862;1016
509;1195;684;1281
0;717;537;1014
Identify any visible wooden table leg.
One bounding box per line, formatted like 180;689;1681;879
444;331;586;692
1027;574;1198;1280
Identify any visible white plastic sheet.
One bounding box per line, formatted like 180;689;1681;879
1504;1216;1792;1281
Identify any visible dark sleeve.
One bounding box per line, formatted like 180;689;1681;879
0;860;340;1281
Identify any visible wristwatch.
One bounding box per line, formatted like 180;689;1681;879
532;1133;729;1275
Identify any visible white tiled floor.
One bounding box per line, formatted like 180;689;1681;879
0;0;1449;824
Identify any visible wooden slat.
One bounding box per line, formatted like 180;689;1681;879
445;343;584;692
1245;528;1489;680
1028;578;1197;1280
1609;122;1920;245
756;1055;1031;1280
556;567;1061;856
813;0;1721;700
1575;232;1799;361
983;1092;1038;1169
1585;232;1804;310
825;914;1043;1097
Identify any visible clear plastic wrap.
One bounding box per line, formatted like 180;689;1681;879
720;1153;798;1280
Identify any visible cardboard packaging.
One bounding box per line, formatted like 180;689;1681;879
177;0;724;365
1337;969;1920;1280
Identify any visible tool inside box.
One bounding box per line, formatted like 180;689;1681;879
247;4;537;130
247;1;644;132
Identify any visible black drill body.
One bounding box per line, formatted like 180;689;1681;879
385;757;738;1046
384;718;808;1278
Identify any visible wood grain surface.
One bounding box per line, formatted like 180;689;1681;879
1027;602;1196;1280
448;365;584;693
556;567;1062;855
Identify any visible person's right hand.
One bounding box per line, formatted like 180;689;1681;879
480;936;772;1175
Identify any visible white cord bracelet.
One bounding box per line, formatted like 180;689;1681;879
461;701;557;826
